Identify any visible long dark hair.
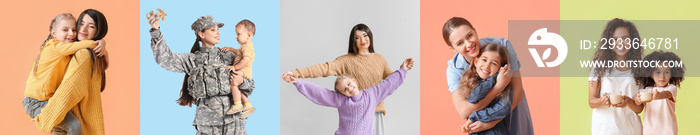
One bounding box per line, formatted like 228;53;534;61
77;9;109;92
442;17;475;47
459;43;511;98
591;18;643;79
177;31;203;107
348;23;374;54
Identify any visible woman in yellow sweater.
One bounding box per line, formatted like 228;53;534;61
282;23;395;135
31;9;109;135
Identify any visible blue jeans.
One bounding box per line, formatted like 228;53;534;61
22;97;82;135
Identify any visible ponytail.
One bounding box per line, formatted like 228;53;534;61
177;35;202;107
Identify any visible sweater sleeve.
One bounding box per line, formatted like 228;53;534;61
150;28;196;73
468;90;512;123
292;57;346;78
34;49;92;132
293;80;345;108
467;72;498;104
368;69;407;103
55;40;97;56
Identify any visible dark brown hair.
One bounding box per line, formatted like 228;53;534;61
591;18;643;79
78;9;109;92
348;23;374;54
442;17;475;46
177;29;205;107
633;50;685;88
236;19;256;36
459;43;511;98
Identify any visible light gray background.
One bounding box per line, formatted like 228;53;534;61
280;0;420;134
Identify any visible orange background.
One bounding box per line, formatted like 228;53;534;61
420;0;560;134
0;0;140;134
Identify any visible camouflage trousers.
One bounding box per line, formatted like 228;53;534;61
195;118;247;135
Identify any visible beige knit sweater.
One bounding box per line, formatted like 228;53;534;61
292;53;394;114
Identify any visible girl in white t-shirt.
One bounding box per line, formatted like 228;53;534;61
633;50;685;135
588;18;644;135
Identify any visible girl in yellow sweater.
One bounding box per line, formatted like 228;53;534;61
22;12;105;135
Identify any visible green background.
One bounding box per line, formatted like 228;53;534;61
560;0;700;134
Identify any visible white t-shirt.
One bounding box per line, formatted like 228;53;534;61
588;68;642;135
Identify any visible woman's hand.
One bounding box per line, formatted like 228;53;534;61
147;13;160;30
497;64;511;84
461;120;473;133
400;58;414;71
599;92;610;107
94;39;107;57
612;96;630;108
466;120;497;133
282;71;297;84
230;70;244;86
226;66;237;72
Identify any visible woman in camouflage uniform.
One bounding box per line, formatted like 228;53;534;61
147;15;248;135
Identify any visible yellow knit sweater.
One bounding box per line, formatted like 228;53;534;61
34;49;105;135
292;53;393;114
25;39;95;101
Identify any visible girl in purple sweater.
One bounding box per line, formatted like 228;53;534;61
282;58;413;135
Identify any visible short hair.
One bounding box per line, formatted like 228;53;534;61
236;19;256;35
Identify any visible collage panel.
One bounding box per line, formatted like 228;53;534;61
0;0;141;134
560;0;700;134
420;0;560;134
280;0;420;134
139;0;280;134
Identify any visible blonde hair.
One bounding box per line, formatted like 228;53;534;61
334;74;356;92
32;13;76;76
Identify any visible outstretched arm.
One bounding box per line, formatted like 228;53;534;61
291;79;345;108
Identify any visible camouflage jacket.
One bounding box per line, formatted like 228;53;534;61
150;29;240;126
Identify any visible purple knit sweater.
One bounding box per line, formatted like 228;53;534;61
293;69;407;135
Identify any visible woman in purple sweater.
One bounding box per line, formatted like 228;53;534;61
282;58;413;135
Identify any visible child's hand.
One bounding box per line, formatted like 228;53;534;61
400;58;414;71
147;13;160;30
497;64;512;84
94;39;107;57
652;89;670;100
282;71;297;84
30;118;35;122
600;92;610;107
221;47;238;53
634;91;643;105
461;120;473;133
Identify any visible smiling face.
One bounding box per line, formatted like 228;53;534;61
51;19;77;43
199;27;221;46
652;65;672;87
335;77;360;97
448;25;480;61
77;14;96;40
354;30;371;52
612;27;631;59
474;51;503;79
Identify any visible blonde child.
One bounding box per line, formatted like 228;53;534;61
225;19;257;119
282;58;413;135
22;13;105;134
633;50;685;135
458;43;512;134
